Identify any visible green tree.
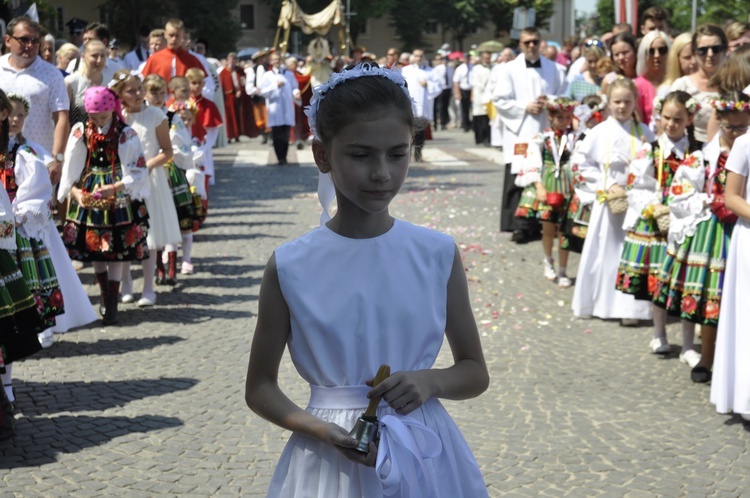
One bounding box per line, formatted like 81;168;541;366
102;0;241;55
433;0;490;50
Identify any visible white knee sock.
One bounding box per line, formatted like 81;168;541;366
121;263;133;295
142;253;157;298
682;320;696;352
181;234;193;263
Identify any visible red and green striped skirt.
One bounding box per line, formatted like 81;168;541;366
653;214;733;325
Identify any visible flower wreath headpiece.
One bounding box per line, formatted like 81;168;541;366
7;94;30;116
711;98;750;112
107;70;143;89
653;96;701;116
304;62;415;141
545;97;577;113
573;95;607;125
168;99;198;115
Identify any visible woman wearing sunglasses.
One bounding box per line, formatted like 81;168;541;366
634;30;671;127
670;24;728;144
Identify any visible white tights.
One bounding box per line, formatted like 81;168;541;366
164;233;193;263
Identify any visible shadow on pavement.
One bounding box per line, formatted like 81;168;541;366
14;377;199;416
0;414;184;468
27;335;186;359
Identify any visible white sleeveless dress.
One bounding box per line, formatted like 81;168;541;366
124;107;181;250
270;220;488;497
711;133;750;416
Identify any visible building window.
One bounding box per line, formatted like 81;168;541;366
240;4;255;30
425;20;438;35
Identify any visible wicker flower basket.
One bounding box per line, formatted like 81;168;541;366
653;204;670;234
606;190;628;215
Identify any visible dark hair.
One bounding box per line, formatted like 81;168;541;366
610;32;637;75
7;16;40;37
315;63;424;145
0;90;13;165
710;44;750;93
520;27;540;37
642;6;669;24
661;90;700;151
692;24;728;53
84;22;111;44
195;38;209;50
138;25;152;38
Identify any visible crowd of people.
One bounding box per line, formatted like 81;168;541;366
485;9;750;423
0;15;241;440
1;3;748;463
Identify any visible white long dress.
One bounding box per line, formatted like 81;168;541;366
124;107;181;250
269;220;488;498
711;133;750;416
9;137;96;332
572;117;655;320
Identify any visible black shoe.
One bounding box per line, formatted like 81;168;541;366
511;230;526;243
261;136;268;144
297;142;304;150
691;366;712;383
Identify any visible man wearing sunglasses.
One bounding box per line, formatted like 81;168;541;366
0;16;69;185
492;26;566;243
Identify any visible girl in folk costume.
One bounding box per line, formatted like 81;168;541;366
8;96;97;337
616;91;702;361
0;181;43;425
514;97;578;287
658;93;749;383
112;71;179;307
0;92;65;405
562;94;609;254
572;77;656;322
142;74;200;281
58;86;150;325
245;63;490;497
711;90;750;419
655;92;750;387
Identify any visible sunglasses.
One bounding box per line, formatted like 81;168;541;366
585;39;604;49
521;39;541;47
648;46;669;56
695;44;726;56
10;35;41;46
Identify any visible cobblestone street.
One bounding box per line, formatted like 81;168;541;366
1;129;749;497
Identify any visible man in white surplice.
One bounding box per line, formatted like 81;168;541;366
492;27;565;242
401;49;441;160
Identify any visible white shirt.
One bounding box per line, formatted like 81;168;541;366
260;67;298;127
0;55;69;153
470;64;491;116
453;62;472;91
123;46;150;70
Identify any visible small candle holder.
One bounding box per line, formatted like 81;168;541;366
348;364;390;454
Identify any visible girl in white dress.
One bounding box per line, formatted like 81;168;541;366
572;77;655;322
245;63;490;497
711;108;750;420
112;71;180;307
7;95;97;336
